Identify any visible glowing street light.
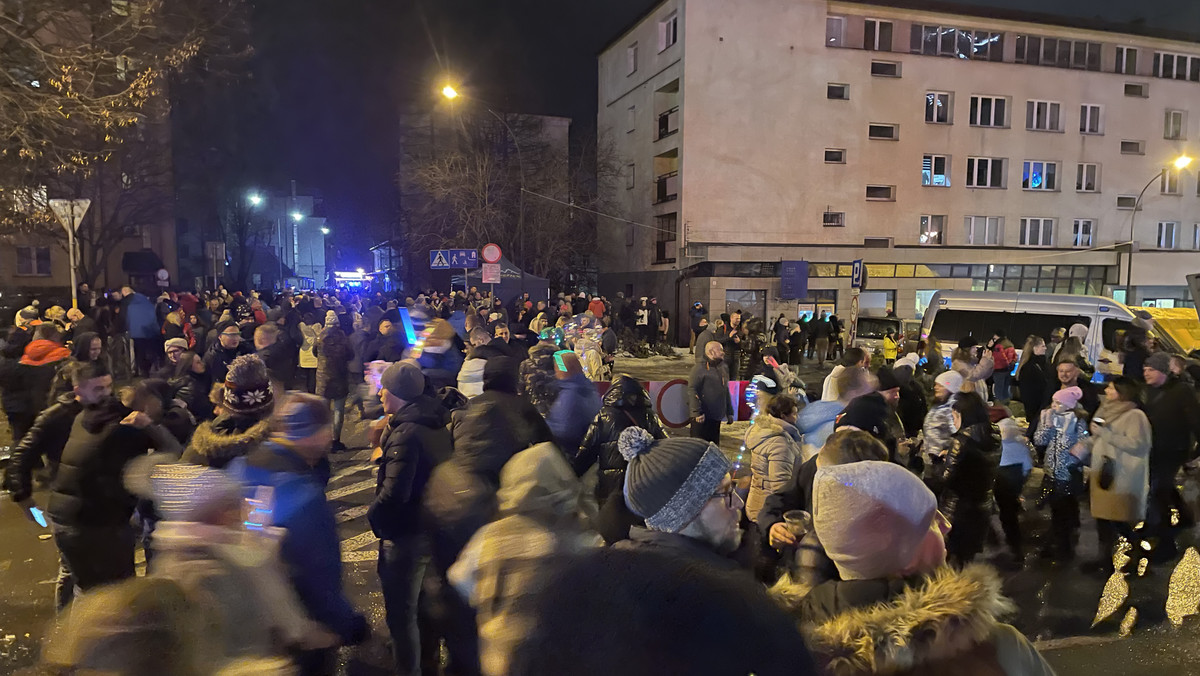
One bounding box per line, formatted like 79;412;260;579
320;227;331;235
1175;155;1193;170
247;193;263;206
356;267;365;274
291;212;303;222
441;84;459;100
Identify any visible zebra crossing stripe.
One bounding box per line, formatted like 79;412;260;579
335;505;369;523
325;478;375;501
342;549;379;563
339;531;378;553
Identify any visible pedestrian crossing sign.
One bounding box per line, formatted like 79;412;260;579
430;250;450;269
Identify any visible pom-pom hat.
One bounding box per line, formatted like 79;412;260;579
619;427;731;534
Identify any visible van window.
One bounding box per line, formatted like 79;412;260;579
929;309;1090;346
1101;318;1130;352
857;317;899;339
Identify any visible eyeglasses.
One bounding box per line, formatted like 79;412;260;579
711;488;736;509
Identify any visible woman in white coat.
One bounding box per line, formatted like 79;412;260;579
743;393;802;524
1086;376;1151;574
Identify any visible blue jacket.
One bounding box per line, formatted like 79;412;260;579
123;293;158;339
229;442;367;645
547;372;601;453
796;399;842;459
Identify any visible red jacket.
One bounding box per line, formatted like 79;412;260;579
992;344;1016;371
588;299;605;318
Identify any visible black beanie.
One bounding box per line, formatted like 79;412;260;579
834;392;890;439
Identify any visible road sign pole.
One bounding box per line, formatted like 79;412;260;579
67;218;77;309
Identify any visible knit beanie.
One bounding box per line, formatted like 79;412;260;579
1052;386;1083;409
324;310;339;328
271;392;331;441
222;354;274;416
620;427;731;533
16;301;39;327
380;360;425;401
1145;351;1172;375
1068;323;1089;340
164;337;188;352
934;370;963;394
875;366;900;392
834;392;890;438
813;461;939;580
149;462;243;522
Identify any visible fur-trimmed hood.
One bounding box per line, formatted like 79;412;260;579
774;565;1022;675
181;416;272;469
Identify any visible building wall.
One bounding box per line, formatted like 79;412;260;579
600;0;1200;324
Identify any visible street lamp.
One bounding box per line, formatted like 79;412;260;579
1125;154;1193;303
320;227;330;235
441;85;459;100
291;211;303;222
248;193;263;206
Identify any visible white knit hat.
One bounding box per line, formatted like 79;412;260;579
813;461;938;580
934;370;963;393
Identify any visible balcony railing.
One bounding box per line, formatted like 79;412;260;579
656;106;680;140
655;171;679;204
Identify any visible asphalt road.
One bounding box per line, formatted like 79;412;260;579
5;356;1200;673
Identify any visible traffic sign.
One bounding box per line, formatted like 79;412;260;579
481;242;502;264
851;259;864;289
430;250;451;269
482;263;501;284
448;249;478;269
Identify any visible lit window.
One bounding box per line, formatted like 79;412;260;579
1020;218;1055;247
1072;219;1094;247
925;92;951;123
1076;163;1099;192
1022;160;1058;191
922;154;950;186
920;215;945;245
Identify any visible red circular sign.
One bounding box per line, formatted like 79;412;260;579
481;243;502;264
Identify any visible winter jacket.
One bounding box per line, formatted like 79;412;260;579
922;400;956;457
256;341;296;389
991;342;1017;372
687;360;733;420
152;521;327;659
1143;376;1200;472
451;390;554;489
19;339;71;416
778;565;1054;676
588;299;605;318
297;323;319;369
314;327;351;400
1123;346;1150;382
615;527;745;575
572;375;666;503
1043;379;1101;420
171;370;214;423
941;422;1001;519
229;442;368;646
1016;355;1049;421
694;326;717;362
448;444;602;676
796;399;843;462
1088;399;1151;524
416;345;464;392
47;398;181;529
123;293;158;339
180;414;272;469
546;372;601;454
821;364;846;402
744;414;803;524
1033;408;1088;490
369;394;453;541
756;454;820;537
882;336;898;361
951;351;994;397
204;342;250;385
0;341;29;415
519;342;560;417
364;332;407;363
897;381;928;438
3;393;81;502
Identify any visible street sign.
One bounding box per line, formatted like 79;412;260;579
848;290;861;346
482;263;501;284
430;250;451;269
155;268;170;288
851;259;864;289
48;199;90;232
448;249;478;269
481;242;502;264
780;261;808;299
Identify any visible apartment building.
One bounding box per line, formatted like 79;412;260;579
598;0;1200;340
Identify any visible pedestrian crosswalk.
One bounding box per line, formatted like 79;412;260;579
326;451;380;563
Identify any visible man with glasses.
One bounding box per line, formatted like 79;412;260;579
616;427;746;573
204;320;251;384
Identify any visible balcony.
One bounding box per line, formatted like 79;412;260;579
654;239;676;264
654;171;679;204
656;106;679;140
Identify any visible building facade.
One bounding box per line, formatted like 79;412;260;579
599;0;1200;342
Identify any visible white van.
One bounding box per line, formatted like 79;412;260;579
920;291;1186;379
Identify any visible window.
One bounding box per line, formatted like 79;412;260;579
925;91;951;123
1015;35;1041;65
1072;219;1094;247
1125;82;1148;97
966;156;1005;188
870;61;901;77
969;95;1007;127
922;154;950;186
1076;163;1099;192
1026;100;1061;131
1162;167;1182;194
823;211;845;227
626;105;635;133
625;163;635;189
1120;140;1145;155
1158;221;1179;249
1020;218;1055;247
971;30;1004;61
627;43;638;75
868;123;898;140
1165;109;1186;140
910;24;980;58
1117;46;1138;74
965;215;1002;245
920;215;945;245
1022;161;1058;191
827;83;849;100
824;148;845;164
1080;104;1102;134
866;185;896;201
826;16;844;47
1116;195;1138;210
654;214;678;263
1152;51;1200;81
15;246;51;276
1016;35;1100;70
658;12;678;52
1193;224;1200;250
864;19;893;51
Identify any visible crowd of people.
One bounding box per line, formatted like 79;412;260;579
4;281;1200;675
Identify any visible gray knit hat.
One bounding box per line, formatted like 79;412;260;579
1145;351;1172;374
620;427;731;533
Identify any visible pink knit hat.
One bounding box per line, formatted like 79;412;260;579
1052;386;1083;409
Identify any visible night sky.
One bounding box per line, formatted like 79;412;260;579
245;0;1200;268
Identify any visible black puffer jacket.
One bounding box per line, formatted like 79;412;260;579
179;413;272;469
171;369;214;422
47;398;180;528
3;393;82;502
314;327;351;400
939;422;1001;562
452;359;553;488
368;394;452;541
573;375;666;503
0;332;29;416
1145;375;1200;471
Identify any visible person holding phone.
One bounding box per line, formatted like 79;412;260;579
1084;377;1151;575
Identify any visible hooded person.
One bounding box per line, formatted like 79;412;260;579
834;385;897;460
448;444;603;676
47;331;105;405
545;351;602;455
181;354;274;469
20;323;72;418
773;461;1053;676
518;339;561;417
744;393;803;525
614;427;747;574
572;375;667;505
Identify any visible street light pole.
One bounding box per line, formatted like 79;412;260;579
1126;155;1193;304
